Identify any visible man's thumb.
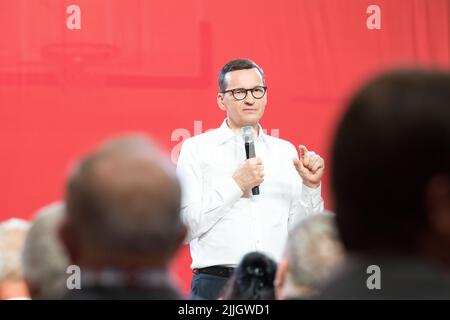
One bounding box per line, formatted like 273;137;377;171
298;145;308;158
293;158;305;171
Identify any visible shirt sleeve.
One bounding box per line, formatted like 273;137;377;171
287;145;324;228
176;138;243;243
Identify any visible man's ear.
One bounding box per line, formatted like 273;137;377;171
426;174;450;243
58;219;79;264
274;257;288;300
217;93;227;111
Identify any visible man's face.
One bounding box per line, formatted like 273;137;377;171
217;68;267;129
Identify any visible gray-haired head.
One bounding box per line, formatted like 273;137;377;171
63;135;184;265
282;212;344;298
0;219;30;284
22;202;70;299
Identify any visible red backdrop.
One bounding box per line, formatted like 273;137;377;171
1;0;449;294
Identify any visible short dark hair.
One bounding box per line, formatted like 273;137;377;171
332;69;450;253
218;58;265;92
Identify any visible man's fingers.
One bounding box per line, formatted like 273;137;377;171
293;158;307;173
303;154;311;167
305;152;322;168
251;163;264;177
311;158;324;173
298;145;308;158
303;152;317;167
251;157;263;165
293;158;301;169
256;166;264;176
306;154;319;169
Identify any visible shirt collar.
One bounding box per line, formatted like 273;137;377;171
217;119;267;145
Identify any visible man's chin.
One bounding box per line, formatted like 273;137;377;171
239;115;263;127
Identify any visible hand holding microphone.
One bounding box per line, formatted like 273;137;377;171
232;126;263;195
232;157;264;193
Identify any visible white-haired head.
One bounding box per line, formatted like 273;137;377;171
0;218;30;284
22;202;70;299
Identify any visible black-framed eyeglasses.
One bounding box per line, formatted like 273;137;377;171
221;86;267;101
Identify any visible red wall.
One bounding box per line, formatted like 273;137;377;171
1;0;449;294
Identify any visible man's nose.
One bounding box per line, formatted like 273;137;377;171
244;90;255;105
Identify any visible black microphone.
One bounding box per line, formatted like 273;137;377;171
242;126;260;196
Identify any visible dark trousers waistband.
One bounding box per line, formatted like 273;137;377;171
194;266;235;278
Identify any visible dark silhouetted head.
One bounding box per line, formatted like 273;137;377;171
221;252;277;300
332;69;450;256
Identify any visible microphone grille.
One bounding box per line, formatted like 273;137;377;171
241;126;254;142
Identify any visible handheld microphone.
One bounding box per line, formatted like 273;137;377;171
242;126;260;196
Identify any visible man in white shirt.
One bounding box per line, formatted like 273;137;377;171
176;58;325;299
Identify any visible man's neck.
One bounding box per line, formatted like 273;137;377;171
226;119;260;137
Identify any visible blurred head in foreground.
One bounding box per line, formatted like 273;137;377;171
326;69;450;299
22;202;70;299
60;135;186;299
275;212;344;299
221;251;277;300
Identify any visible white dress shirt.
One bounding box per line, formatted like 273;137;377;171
176;119;324;269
